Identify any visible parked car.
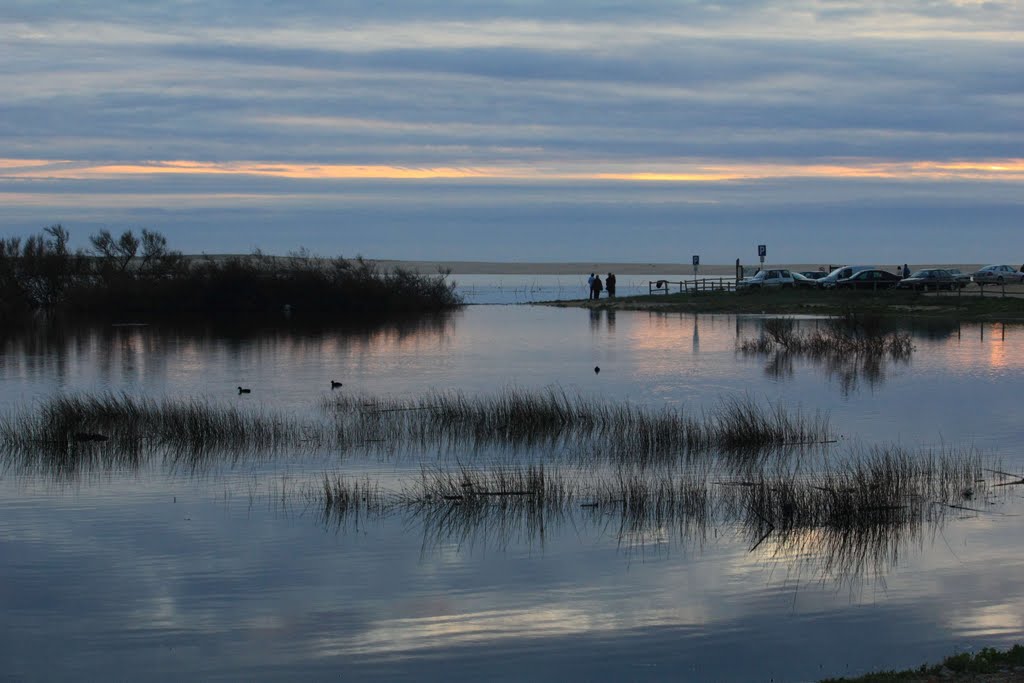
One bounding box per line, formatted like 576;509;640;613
818;265;876;289
798;271;827;280
895;269;958;291
835;269;902;290
971;264;1024;285
791;272;820;288
736;269;795;290
945;268;971;288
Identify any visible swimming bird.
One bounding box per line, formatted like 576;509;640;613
594;366;600;374
238;387;251;394
331;381;343;389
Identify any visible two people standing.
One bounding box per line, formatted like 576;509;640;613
588;272;616;299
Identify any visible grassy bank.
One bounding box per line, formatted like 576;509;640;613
0;226;461;321
548;287;1024;321
821;644;1024;681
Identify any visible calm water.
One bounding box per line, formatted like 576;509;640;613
1;305;1023;682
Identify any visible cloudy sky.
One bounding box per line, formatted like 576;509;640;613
1;1;1022;263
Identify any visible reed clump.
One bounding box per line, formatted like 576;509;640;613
0;393;314;457
310;446;983;553
1;389;829;471
311;475;387;528
326;388;831;459
725;446;981;536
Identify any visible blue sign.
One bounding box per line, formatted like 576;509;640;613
692;255;699;266
757;244;767;257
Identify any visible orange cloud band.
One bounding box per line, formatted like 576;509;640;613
1;158;1023;182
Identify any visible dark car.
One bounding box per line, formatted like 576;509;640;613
791;272;820;288
835;269;902;290
895;269;958;291
945;269;971;288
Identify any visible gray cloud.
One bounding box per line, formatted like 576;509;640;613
0;1;1021;260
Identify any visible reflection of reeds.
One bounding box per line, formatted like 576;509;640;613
740;316;913;357
311;447;983;565
327;389;831;459
740;316;913;391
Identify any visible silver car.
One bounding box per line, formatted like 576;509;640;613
736;269;795;290
971;265;1024;285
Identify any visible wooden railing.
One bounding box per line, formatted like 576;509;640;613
649;278;736;294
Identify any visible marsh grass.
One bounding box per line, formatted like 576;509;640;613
310;474;387;529
326;388;831;460
0;393;317;466
309;447;983;566
1;389;830;475
726;446;981;534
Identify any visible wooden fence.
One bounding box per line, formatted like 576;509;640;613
649;278;736;295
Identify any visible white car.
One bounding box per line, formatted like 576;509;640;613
737;269;795;290
971;265;1024;285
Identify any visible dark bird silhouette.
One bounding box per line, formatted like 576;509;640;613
331;381;343;389
594;366;600;374
238;387;251;394
73;432;108;442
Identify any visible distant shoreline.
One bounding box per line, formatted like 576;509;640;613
185;256;991;277
367;260;988;276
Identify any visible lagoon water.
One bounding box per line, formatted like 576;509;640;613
1;298;1023;681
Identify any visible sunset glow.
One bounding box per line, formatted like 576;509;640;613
3;158;1024;184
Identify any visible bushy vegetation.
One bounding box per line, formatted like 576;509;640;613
0;225;461;321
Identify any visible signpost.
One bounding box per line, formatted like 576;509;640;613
692;254;699;280
758;244;767;267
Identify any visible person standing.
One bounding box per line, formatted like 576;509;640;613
592;274;603;299
587;273;596;299
606;272;616;297
902;264;910;278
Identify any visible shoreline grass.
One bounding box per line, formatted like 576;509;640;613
546;287;1024;322
820;644;1024;682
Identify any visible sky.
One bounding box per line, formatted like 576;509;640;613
1;0;1022;264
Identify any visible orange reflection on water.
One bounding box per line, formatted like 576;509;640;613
625;313;737;354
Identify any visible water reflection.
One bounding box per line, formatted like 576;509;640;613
0;313;458;407
737;316;914;394
3;307;1024;681
331;480;982;593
